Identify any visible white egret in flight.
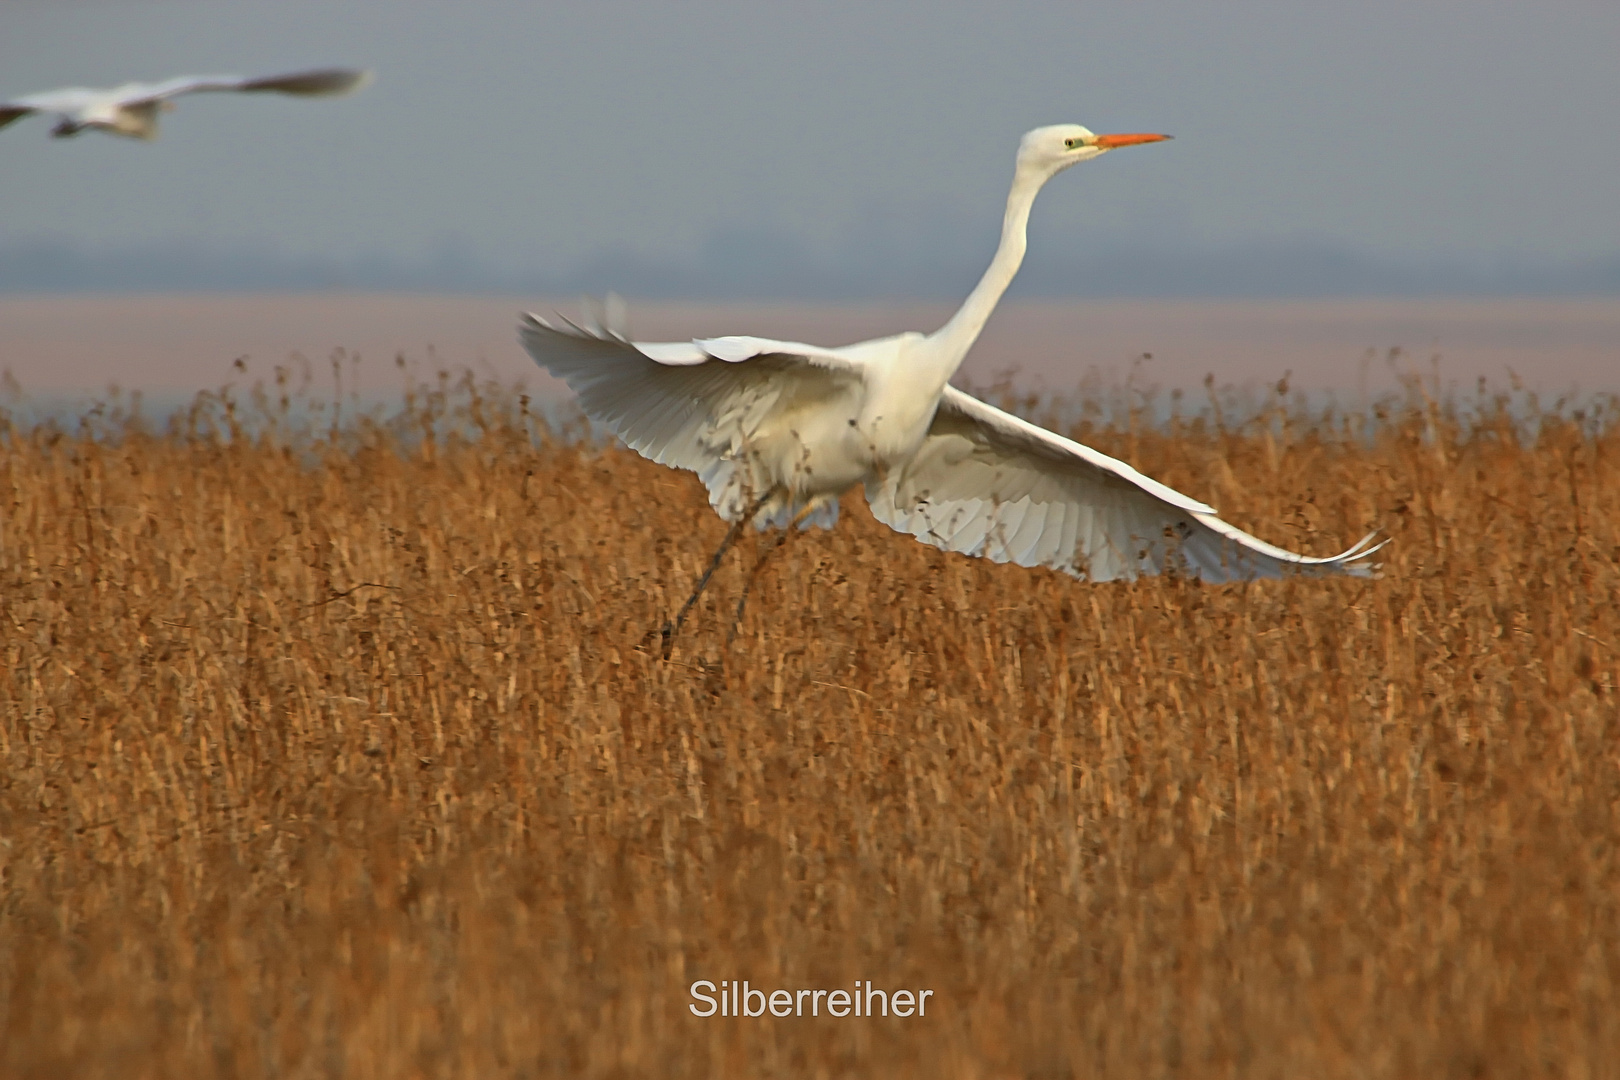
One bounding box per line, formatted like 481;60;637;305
519;125;1382;652
0;68;371;140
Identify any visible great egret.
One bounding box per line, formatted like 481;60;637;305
0;68;371;140
519;125;1382;649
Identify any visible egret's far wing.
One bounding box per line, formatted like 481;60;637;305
867;385;1382;583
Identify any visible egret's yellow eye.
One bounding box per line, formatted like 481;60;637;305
1064;137;1085;149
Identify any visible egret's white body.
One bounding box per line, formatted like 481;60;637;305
0;68;370;140
521;125;1382;586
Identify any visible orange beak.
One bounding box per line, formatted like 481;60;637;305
1093;132;1172;149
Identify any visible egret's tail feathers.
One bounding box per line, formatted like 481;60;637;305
698;458;839;532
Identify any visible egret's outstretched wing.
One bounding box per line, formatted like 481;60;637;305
115;68;372;106
519;313;867;525
867;385;1382;583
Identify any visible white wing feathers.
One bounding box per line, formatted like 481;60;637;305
867;386;1382;583
0;88;99;128
518;313;864;527
625;335;858;369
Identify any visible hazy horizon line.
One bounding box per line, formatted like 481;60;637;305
3;234;1618;301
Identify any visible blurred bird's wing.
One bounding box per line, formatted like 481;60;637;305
232;68;373;96
867;385;1383;583
1;69;369;131
0;86;107;126
113;68;372;105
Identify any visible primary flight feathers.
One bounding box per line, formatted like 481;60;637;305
0;67;371;140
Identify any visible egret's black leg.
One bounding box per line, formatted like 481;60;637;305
661;490;773;659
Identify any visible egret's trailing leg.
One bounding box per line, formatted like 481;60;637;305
661;490;774;659
727;502;821;647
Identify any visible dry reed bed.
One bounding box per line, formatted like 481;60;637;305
1;377;1617;1078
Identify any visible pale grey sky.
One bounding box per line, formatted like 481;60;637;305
3;1;1618;296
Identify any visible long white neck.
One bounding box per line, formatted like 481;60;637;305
925;165;1047;380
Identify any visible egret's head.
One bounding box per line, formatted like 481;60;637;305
1017;124;1171;177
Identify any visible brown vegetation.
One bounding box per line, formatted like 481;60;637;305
2;370;1617;1077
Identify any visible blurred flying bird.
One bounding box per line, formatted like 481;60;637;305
519;125;1383;652
0;67;371;140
